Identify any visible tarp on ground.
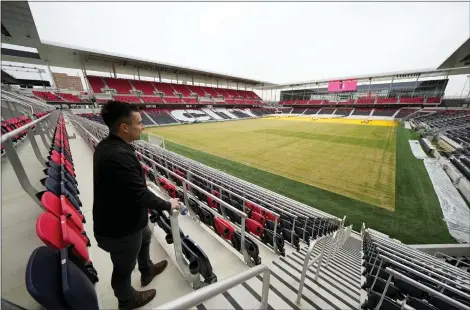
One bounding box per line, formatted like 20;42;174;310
404;121;412;129
409;140;429;159
423;158;470;243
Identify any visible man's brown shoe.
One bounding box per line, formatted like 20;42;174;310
141;260;168;287
118;289;156;310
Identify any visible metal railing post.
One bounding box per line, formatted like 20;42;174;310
315;236;329;281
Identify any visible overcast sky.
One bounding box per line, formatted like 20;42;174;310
5;2;470;97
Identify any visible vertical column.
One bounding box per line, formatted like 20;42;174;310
112;64;117;78
43;62;55;89
82;61;93;94
388;77;395;98
137;67;141;80
464;74;470;99
158;70;162;82
411;74;420;97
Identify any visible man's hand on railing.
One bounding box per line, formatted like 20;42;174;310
169;198;180;211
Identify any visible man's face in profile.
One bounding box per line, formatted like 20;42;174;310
122;111;144;142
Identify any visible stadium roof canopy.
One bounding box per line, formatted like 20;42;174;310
437;37;470;71
258;67;470;91
2;2;469;91
1;1;276;87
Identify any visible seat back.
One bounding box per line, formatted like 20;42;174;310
25;246;69;310
246;218;264;237
182;236;214;280
40;191;62;218
60;215;90;262
36;212;64;249
250;211;266;225
213;217;234;240
60;249;99;310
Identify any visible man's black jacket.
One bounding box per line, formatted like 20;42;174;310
93;133;171;238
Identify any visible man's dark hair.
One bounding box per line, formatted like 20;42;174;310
101;101;138;133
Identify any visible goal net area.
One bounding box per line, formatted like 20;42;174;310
147;133;166;149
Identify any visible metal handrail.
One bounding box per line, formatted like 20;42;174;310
2;110;59;207
435;252;470;268
296;233;332;304
1;89;54;108
366;229;470;278
1;112;51;143
377;268;470;310
1;95;34;116
326;225;352;267
375;246;470;283
360;222;366;238
377;254;470;300
154;264;271;310
366;230;470;279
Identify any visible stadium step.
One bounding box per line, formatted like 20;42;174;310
191;237;361;310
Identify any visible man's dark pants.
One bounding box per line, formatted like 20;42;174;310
95;225;154;302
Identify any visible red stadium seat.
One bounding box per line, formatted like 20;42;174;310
33;91;63;102
40;191;84;231
246;218;264;237
250;211;266;226
132;80;157;95
245;201;261;214
56;93;81;102
87;76;106;93
207;190;220;210
213;218;234;240
103;78;132;94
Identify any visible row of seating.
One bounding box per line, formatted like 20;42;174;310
94;95;261;105
32;90;81;103
411;110;470;127
139;150;338;258
279;97;440;106
1;115;36;155
87;76;261;101
26;114;99;309
149;207;218;286
1;115;33;143
284;108;402;117
146;165;264;266
361;229;470;310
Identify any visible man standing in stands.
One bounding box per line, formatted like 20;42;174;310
93;101;180;310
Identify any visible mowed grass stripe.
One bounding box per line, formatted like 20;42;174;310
146;119;396;209
254;129;389;150
143;125;454;244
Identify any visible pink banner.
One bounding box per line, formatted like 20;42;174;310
328;80;358;92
